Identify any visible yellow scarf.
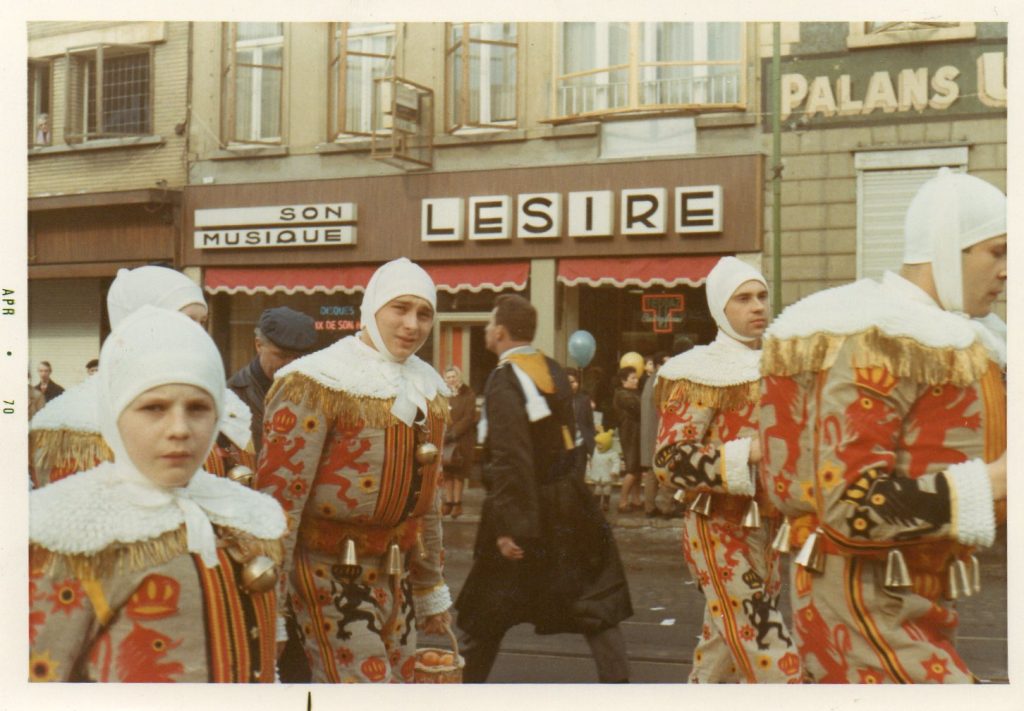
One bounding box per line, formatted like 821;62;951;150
503;351;555;394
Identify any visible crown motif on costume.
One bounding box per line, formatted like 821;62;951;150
854;366;897;396
270;407;298;433
126;574;181;620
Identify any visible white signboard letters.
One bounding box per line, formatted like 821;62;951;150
421;186;723;242
194;203;357;249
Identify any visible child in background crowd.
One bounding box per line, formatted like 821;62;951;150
587;428;620;512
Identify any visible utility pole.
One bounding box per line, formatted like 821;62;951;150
771;22;783;316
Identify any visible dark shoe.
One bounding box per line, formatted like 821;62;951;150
442;501;453;516
451;501;463;519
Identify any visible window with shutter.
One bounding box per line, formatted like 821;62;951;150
854;148;967;280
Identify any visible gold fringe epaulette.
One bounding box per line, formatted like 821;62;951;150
30;525;284;581
29;429;113;476
655;377;759;412
761;328;992;387
268;372;450;429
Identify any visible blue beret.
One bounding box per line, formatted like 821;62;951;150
258;307;317;352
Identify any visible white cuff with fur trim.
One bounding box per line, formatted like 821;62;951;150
721;438;755;497
947;459;996;547
413;583;453;621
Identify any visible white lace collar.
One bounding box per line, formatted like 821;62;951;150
275;334;449;403
30;376;100;434
30;463;286;557
765;273;993;358
656;331;761;388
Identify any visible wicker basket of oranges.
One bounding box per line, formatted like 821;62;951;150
414;625;463;683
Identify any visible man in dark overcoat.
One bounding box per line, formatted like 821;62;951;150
455;294;633;683
227;306;316;456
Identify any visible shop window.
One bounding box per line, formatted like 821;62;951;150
29;60;52;147
553;22;745;121
222;22;284;145
576;282;714;422
846;22;975;49
63;45;153;142
329;22;397;139
446;23;518;131
854;147;968;279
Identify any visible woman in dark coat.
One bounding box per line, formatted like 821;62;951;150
613;366;642;513
443;366;477;518
567;369;596;481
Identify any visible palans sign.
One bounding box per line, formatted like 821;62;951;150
778;49;1005;124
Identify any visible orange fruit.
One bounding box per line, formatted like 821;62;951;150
421;651;440;666
439;653;453;666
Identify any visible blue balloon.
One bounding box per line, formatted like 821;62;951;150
567;330;596;368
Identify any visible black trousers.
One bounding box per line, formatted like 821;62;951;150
460;624;630;683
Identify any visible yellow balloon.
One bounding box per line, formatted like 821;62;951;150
619;351;644;377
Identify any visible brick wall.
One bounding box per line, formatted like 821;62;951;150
761;116;1006;309
28;21;190;197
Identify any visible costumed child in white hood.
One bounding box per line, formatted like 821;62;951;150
586;429;620;512
29;306;287;682
653;256;800;683
29;265;256;487
759;168;1007;683
255;257;452;683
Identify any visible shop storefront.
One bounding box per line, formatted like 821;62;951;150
28;190;180;389
183;154;763;392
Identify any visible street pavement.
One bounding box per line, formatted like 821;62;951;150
421;483;1009;684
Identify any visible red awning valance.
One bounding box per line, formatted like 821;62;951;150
556;256;719;289
204;262;529;296
426;261;529;294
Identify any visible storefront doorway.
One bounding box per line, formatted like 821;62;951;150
435;314;497;396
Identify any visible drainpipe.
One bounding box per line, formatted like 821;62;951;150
771;22;783;316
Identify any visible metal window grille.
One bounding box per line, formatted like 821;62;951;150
64;45;151;142
101;53;150;134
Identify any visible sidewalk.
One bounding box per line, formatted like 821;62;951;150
445;480;684;530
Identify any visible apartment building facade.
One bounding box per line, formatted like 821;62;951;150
26;21;1006;398
27;21;192;387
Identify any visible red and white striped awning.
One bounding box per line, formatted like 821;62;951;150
203;262;530;296
556;256;719;288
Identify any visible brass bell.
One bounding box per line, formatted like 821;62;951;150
771;519;792;554
673;489;687;503
794;530;825;573
227;465;254;487
969;554;982;594
946;561;961;600
689;491;713;517
415;442;439;466
241;555;278;593
741;500;761;529
386;542;404;576
954;559;972;598
331;539;362;580
884;549;912;590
